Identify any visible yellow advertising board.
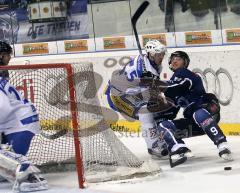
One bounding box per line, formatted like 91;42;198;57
64;40;88;52
226;29;240;43
142;33;167;46
185;31;212;45
103;37;126;49
23;43;49;55
39;119;240;136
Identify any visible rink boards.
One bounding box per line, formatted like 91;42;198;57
10;45;240;136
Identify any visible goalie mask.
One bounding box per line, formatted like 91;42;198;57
145;40;166;57
168;51;190;71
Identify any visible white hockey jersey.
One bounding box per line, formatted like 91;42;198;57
105;54;163;119
123;54;161;94
110;54;161;96
0;77;40;135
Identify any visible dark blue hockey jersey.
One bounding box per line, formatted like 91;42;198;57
164;68;206;117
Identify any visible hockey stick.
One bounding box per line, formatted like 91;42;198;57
41;129;68;140
131;1;149;71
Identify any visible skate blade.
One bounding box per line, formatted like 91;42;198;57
171;154;183;160
170;156;187;168
185;152;194;158
150;153;169;160
221;154;234;161
19;185;48;192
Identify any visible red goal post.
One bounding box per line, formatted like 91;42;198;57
0;63;85;187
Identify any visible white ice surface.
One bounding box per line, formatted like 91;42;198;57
1;135;240;193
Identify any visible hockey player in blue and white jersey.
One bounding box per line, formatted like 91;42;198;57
105;40;191;160
155;51;232;165
0;41;48;192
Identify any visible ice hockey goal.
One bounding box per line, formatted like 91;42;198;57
0;63;155;188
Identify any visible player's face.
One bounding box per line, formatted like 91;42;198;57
153;52;165;65
169;56;185;71
0;52;11;65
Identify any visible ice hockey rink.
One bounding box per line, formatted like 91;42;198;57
0;134;239;193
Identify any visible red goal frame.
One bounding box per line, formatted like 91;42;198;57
0;63;85;188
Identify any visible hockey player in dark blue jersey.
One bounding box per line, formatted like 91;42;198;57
156;51;232;166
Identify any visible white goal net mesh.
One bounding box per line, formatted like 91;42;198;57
1;63;157;184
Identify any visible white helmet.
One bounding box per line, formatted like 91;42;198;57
144;40;166;56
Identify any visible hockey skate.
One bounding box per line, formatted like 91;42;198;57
218;142;233;161
148;142;169;160
12;163;49;192
183;147;194;158
169;147;191;168
148;147;168;160
12;173;48;192
0;175;7;182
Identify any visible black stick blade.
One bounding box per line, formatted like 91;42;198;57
131;1;149;26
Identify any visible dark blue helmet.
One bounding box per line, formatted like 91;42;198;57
168;51;190;70
0;41;12;66
0;41;12;54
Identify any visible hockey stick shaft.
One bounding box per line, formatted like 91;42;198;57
131;1;149;71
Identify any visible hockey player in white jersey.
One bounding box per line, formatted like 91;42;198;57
0;41;48;192
105;39;191;160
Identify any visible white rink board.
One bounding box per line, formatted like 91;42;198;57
10;45;240;133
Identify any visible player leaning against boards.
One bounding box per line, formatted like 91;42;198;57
0;41;48;192
153;50;233;166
